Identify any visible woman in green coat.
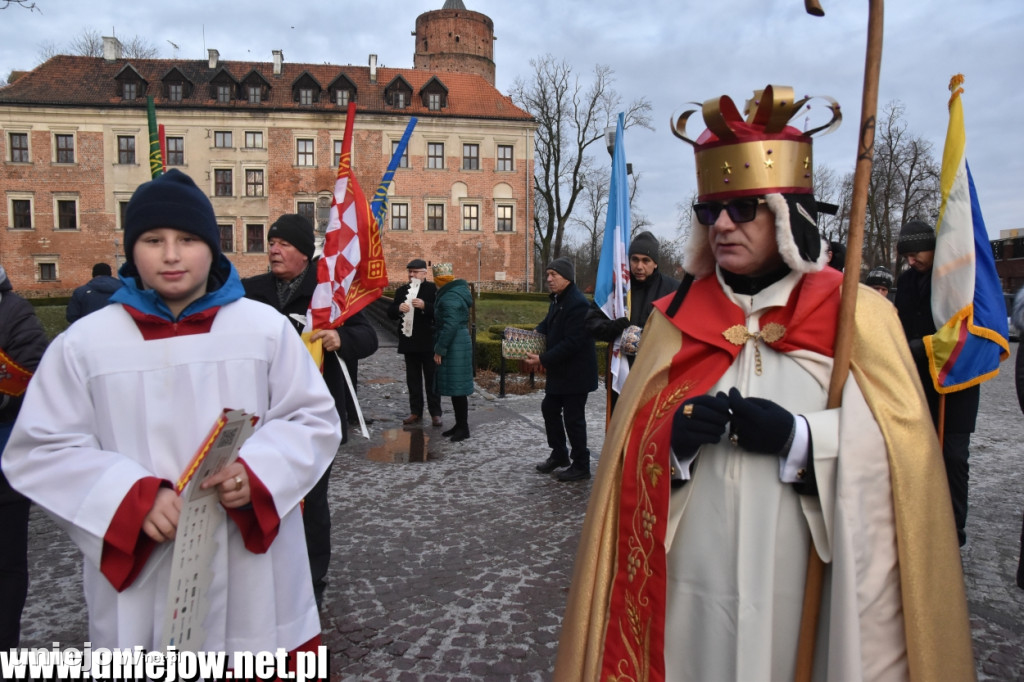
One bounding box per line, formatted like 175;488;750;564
431;262;474;441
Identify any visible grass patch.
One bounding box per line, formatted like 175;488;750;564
473;298;549;329
32;306;68;341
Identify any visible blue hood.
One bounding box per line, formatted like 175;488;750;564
111;254;244;321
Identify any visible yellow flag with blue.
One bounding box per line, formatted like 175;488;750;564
925;75;1009;393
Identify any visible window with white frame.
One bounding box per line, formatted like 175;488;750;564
8;195;32;229
497;145;514;172
335;89;350;106
297;139;315;166
248;86;261;104
299;88;315;105
427;142;444;169
462;204;480;231
246;224;265;253
168;83;183;102
427;93;441;111
55;197;78;230
245;169;265;197
216;85;232;103
462;143;479;170
8;132;29;163
390;203;409;231
219;225;234;253
117;135;136;165
54;133;75;163
165;136;184;165
214;168;233;196
426;203;445;231
123;82;138;101
496;204;514;232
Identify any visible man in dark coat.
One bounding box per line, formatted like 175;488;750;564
586;231;680;378
387;258;441;427
65;262;121;323
525;257;599;482
242;214;378;606
0;264;49;647
894;219;979;547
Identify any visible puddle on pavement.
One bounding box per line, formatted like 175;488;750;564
366;427;441;463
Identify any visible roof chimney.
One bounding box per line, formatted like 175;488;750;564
369;54;377;84
272;50;283;75
208;49;219;69
102;36;123;62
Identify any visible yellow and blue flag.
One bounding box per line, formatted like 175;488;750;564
925;75;1009;393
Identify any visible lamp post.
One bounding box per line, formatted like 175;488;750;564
476;242;482;298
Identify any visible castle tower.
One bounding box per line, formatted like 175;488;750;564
413;0;496;86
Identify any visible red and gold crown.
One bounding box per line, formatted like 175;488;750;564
671;84;841;201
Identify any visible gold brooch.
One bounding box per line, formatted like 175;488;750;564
722;322;785;375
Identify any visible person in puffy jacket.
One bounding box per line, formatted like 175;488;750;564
65;262;122;323
431;262;474;442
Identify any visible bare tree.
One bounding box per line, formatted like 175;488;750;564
510;55;652;288
37;28;159;64
862;101;941;274
569;165;609;290
1;0;40;11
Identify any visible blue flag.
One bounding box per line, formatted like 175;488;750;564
593;113;631;393
371;117;418;228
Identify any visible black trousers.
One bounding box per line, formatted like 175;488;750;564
303;458;334;596
942;431;971;547
405;351;442;417
541;393;590;464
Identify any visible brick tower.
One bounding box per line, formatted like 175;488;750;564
413;0;496;86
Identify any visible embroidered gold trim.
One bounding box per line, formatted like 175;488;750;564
722;322;785;375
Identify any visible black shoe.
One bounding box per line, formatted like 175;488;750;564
448;427;470;442
536;457;570;474
442;426;458;437
557;464;591;482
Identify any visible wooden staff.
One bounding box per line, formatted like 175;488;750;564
794;1;884;680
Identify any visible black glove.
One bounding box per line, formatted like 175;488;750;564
726;387;796;456
671;392;731;459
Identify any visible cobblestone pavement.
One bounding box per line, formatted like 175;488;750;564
16;325;1024;680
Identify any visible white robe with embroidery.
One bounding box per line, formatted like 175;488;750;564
2;299;341;660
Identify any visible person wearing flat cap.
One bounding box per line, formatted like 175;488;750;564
586;231;680;380
894;218;979;549
554;86;973;681
525;257;598;482
243;212;378;607
2;170;341;656
387;258;442;427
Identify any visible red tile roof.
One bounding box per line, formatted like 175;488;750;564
0;55;533;122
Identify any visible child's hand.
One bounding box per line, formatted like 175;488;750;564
143;488;182;542
200;462;251;509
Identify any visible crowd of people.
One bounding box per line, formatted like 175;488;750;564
0;85;1020;677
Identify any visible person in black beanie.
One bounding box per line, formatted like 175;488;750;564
66;262;122;323
586;231;680;386
894;218;978;547
387;258;442;426
525;257;598;482
242;213;378;607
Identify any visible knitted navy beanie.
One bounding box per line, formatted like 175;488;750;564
629;231;660;262
546;257;575;283
123;169;220;265
896;220;936;255
268;214;316;260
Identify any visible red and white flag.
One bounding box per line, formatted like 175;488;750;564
308;101;389;330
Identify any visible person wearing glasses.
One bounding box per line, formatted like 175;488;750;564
554;86;973;681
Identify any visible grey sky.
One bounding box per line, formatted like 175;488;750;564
2;0;1021;243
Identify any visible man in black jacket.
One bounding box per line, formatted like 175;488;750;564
66;262;121;323
0;264;49;647
242;214;378;606
387;258;442;427
894;219;979;547
586;231;680;371
525;258;599;482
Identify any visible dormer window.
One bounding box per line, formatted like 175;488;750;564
248;86;261;104
299;88;314;105
427;93;441;111
419;77;448;111
123;82;138;101
216;85;231;103
168;83;183;102
328;74;357;108
384;76;413;110
395;92;406;109
335;89;350;106
161;68;193;102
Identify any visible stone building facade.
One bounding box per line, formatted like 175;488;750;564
0;2;535;298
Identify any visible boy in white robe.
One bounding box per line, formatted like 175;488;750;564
1;170;341;667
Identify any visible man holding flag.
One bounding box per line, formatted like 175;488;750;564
894;75;1009;548
242;213;378;606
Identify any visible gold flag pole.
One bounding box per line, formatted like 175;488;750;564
794;1;884;680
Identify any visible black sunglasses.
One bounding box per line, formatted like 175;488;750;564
692;197;767;226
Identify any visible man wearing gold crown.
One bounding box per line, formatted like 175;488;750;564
552;86;974;681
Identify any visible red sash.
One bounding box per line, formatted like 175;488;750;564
0;348;32;397
598;269;841;680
